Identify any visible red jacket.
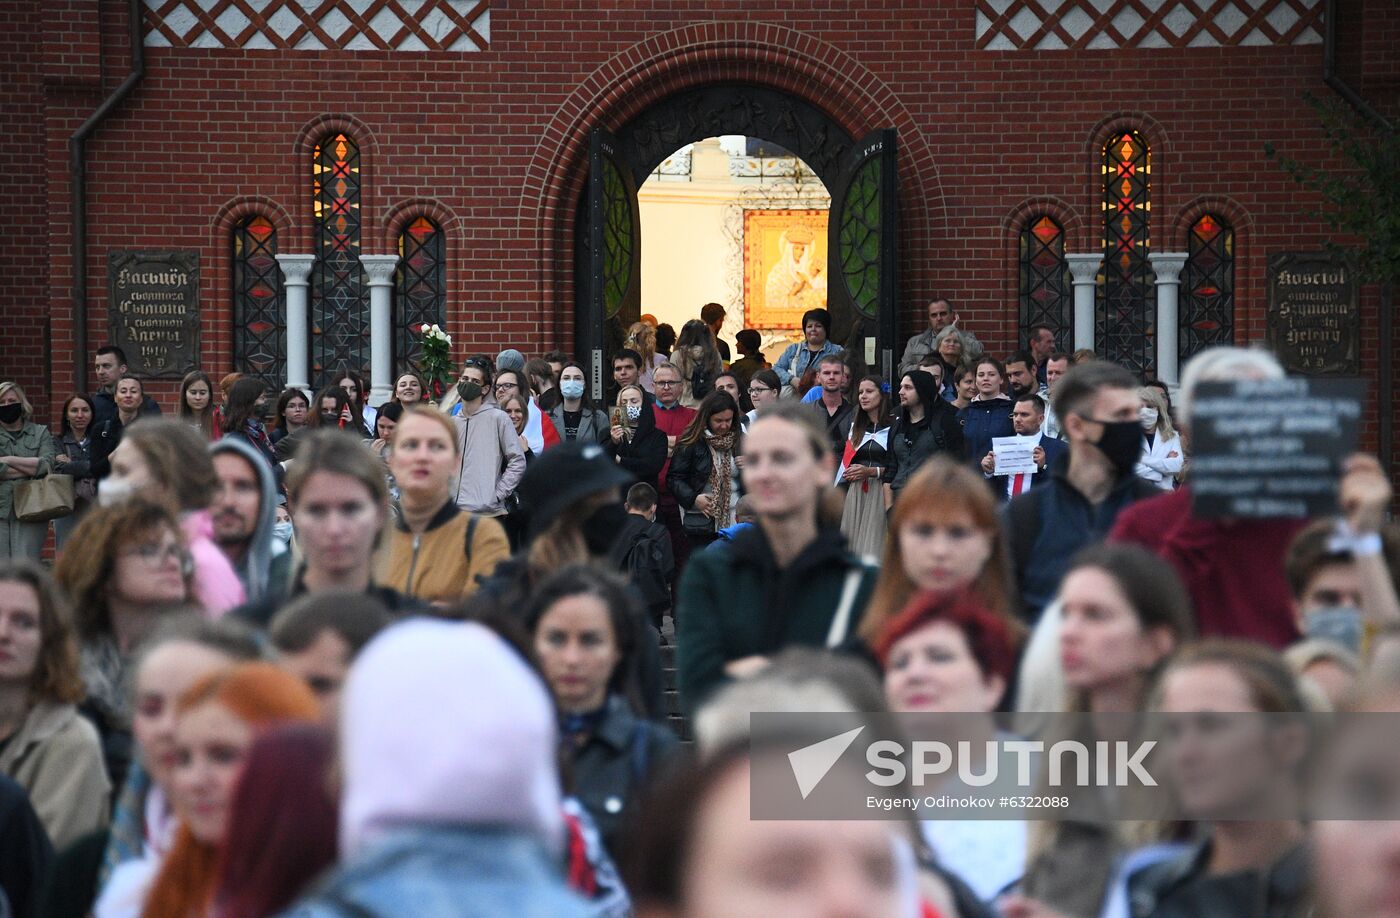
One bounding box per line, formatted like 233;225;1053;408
1108;486;1303;648
651;402;696;500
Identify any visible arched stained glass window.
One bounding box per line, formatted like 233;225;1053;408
394;217;446;376
1180;214;1235;360
311;132;366;386
1018;215;1071;350
232;216;285;387
1097;131;1154;376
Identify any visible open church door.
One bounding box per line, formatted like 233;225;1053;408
828;129;898;383
579;128;642;403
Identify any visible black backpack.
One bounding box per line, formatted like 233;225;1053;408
621;525;672;613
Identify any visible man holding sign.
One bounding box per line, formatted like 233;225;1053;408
980;394;1066;502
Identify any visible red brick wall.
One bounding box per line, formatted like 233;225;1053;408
1;0;1395;468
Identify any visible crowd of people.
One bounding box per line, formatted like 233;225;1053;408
0;296;1397;918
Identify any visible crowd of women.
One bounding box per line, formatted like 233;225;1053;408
0;326;1397;917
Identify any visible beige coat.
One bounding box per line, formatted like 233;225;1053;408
0;699;110;848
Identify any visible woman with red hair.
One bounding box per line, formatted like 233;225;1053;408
136;663;319;918
875;589;1026;906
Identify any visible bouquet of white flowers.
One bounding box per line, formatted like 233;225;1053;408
417;323;454;401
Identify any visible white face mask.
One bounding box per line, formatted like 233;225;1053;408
1139;406;1159;429
98;476;136;507
272;521;294;545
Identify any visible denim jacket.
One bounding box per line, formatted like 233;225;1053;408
282;825;591;918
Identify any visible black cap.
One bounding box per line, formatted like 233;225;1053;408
515;441;635;538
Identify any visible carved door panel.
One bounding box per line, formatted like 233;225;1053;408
828;129;899;383
580;128;642;402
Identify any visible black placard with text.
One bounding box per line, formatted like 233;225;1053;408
1189;378;1364;519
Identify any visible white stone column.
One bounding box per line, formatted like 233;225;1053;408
275;254;315;394
1065;253;1103;353
1149;252;1188;387
360;254;400;407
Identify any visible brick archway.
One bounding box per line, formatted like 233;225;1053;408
519;22;943;349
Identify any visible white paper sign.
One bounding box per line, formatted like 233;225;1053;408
992;435;1039;476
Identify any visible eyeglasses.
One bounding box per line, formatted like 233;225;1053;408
126;541;187;567
748;386;772;395
654;380;680;388
494;382;518;392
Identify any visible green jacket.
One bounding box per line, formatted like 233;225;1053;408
676;523;878;714
0;423;57;520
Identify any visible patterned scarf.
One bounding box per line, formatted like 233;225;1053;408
706;431;738;527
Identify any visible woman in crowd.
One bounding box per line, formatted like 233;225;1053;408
0;561;109;849
136;663;320;918
215;373;243;431
380;408;510;605
391;371;424;408
875;589;1025;903
1135;386;1184;492
270;388;310;448
276;386;354;462
210;724;338;918
53;394;99;549
500;391;536;465
881;370;964;506
334;368;375;437
527;565;678;860
370;402;402;462
219;379;278;472
744;369;781;427
1010;544;1196;918
962;355;1016;465
625;321;665;393
605;384;667;491
69;616;260;918
496;368;558;455
0;381;58;561
178;372;216;441
235;429;419;627
861;458;1014;647
107;419;246;614
92;375;158;479
677;401;879;712
670;319;724;408
547;362;608;445
728;328;768;389
54;498;193;789
932;326;975;392
1123;640;1309;918
655;323;677;359
773;307;842;390
667;391;742;550
950;363;976;413
839;375;892;559
623;740;918;918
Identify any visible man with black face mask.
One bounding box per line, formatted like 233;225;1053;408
450;357;526;517
1002;361;1159;623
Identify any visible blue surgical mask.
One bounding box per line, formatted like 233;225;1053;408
1303;606;1363;654
560;380;586;400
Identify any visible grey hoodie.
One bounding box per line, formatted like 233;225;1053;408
209;437;279;602
452;401;526;517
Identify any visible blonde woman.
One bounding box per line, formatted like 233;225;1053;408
0;382;58;561
1134;386;1183;491
625;322;665;393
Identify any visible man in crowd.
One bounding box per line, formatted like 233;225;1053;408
814;353;854;457
701;302;731;363
452;356;526;517
543;350;570;382
981;393;1066;502
650;361;697;597
91;344;162;425
1027;324;1056;385
1004;361;1156;622
610;348;651;406
210;438;289;602
898;298;984;375
1042;351;1070;440
613;482;676;630
1004;350;1046;401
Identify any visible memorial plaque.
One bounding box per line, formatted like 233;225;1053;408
1266;252;1358;376
108;250;200;378
1189;378;1364;519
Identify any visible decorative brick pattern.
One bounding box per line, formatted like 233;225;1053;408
142;0;488;52
976;0;1322;50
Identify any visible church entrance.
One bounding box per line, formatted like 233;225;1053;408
574;83;899;402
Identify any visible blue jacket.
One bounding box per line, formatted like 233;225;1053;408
773;340;843;386
281;825;590;918
961;397;1016;464
989;434;1068;502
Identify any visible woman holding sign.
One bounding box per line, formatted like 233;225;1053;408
838;375;891;558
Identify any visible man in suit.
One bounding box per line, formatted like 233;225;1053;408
980;393;1066;501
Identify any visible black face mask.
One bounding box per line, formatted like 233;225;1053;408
320;412;341;427
580;502;630;556
1092;419;1143;477
0;403;22;424
457;379;484;403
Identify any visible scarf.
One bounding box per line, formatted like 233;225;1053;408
243;418;274;456
706;431;738;527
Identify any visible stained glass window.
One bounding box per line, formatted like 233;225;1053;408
1180;213;1235;360
1097;132;1154;376
311;132;367;386
839;155;882;319
394;217;446;375
1018;215;1071;350
600;157;634;319
231;216;285;387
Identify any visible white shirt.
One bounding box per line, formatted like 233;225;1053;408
1135;430;1184;490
